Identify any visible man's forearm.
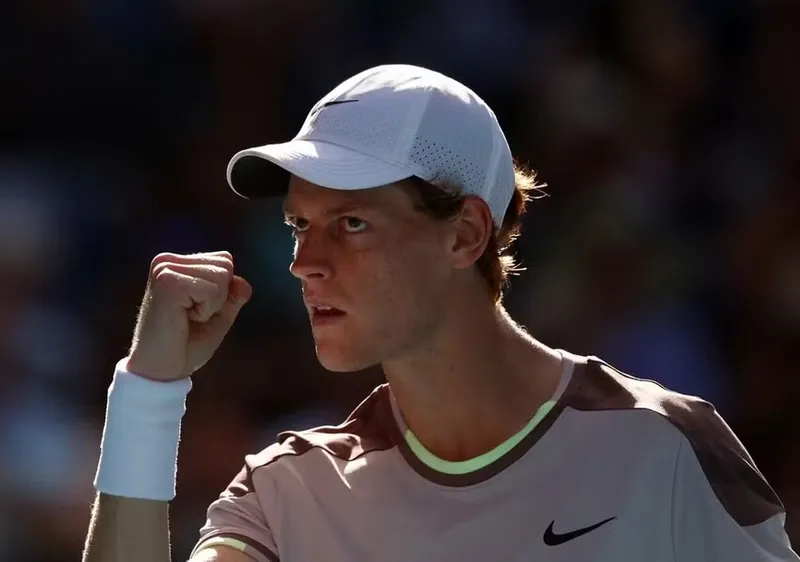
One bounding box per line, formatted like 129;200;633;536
82;493;171;562
84;358;191;562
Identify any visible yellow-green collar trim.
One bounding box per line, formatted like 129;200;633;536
403;399;557;475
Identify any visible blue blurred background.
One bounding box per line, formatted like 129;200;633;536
1;0;799;559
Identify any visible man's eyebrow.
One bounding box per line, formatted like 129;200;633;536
282;202;377;218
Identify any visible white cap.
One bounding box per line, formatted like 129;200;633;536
227;64;516;225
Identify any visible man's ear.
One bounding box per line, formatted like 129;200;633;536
448;196;494;270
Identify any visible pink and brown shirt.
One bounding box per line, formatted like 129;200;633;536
191;351;797;561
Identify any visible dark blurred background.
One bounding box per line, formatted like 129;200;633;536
1;0;799;559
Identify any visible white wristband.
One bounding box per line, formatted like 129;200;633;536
93;358;192;501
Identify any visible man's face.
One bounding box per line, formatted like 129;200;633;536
283;176;454;372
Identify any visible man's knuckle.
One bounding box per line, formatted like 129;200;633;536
151;252;179;270
203;257;233;275
152;261;174;279
153;267;183;292
213;264;233;281
219;257;234;272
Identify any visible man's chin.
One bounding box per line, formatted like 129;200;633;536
315;346;377;373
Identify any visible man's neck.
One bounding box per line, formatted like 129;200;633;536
382;300;563;463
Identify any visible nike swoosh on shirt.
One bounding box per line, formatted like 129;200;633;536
543;516;616;546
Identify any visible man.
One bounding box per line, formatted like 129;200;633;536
83;64;798;561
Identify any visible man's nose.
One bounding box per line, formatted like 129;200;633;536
289;232;333;281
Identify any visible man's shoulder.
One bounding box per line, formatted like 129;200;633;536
245;383;399;474
566;355;728;443
566;355;754;454
565;356;783;524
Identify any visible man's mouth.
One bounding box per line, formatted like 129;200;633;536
310;305;347;327
303;292;347;325
312;305;346;317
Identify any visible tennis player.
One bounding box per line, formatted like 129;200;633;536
83;65;798;561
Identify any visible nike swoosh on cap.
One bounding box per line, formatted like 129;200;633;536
311;99;360;115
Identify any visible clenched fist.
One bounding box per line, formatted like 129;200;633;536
126;251;252;381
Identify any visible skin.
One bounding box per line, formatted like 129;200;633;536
285;176;564;461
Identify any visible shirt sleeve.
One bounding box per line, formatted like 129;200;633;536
671;435;798;561
190;455;280;562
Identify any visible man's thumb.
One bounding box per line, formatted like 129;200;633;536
221;275;252;318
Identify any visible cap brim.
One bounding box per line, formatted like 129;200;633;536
227;139;414;198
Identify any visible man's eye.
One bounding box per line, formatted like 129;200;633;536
286;218;309;233
342;217;367;233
